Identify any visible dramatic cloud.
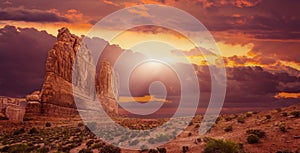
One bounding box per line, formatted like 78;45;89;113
0;25;56;97
0;7;69;22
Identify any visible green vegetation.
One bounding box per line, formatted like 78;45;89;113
203;138;245;153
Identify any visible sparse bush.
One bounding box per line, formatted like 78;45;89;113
266;115;271;119
29;127;39;134
195;124;200;128
196;137;202;143
246;112;252;117
13;128;25;135
91;143;103;149
157;147;167;153
291;111;300;118
78;122;84;127
247;134;259;144
276;108;282;112
148;149;159;153
188;132;192;137
282;112;288;117
276;150;293;153
79;148;93;153
279;124;287;132
45;122;51;127
224;126;233;132
237;116;245;124
203;138;245;153
37;147;50;153
86;139;94;147
182;146;189;153
246;129;265;138
100;145;121;153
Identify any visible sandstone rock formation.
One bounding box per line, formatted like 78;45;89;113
40;27;118;116
25;91;42;116
0;96;26;122
97;60;119;114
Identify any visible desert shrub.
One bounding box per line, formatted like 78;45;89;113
247;134;259;144
279;124;287;132
37;147;49;153
182;146;189;153
86;139;94;147
291;111;300;118
29;127;39;134
203;138;245;153
225;117;232;121
246;129;265;138
79;148;93;153
157;147;167;153
282;112;288;117
91;143;103;149
45;122;51;127
148;149;159;153
237;116;245;124
276;108;282;112
78;122;84;127
195;124;200;128
129;139;139;146
276;150;293;153
100;145;121;153
266;115;271;119
140;144;148;152
188;132;192;137
196;137;202;143
7;143;35;153
13;128;25;135
224;126;233;132
246;112;252;117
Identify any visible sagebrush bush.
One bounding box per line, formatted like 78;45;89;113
237;116;245;124
265;115;271;119
45;122;51;127
246;129;265;138
247;134;259;144
291;111;300;118
203;138;245;153
224;126;233;132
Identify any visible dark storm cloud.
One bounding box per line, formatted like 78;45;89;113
0;7;69;22
0;25;56;97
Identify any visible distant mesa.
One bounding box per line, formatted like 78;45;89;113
0;27;119;122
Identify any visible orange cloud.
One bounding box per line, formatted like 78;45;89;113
119;95;171;103
275;92;300;99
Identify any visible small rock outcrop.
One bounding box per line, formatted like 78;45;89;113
0;96;26;122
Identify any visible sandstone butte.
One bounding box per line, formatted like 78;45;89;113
0;27;119;122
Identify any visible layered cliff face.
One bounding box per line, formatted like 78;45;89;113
39;27;118;115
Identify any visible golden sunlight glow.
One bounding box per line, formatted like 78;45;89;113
119;95;171;103
275;92;300;99
217;42;254;57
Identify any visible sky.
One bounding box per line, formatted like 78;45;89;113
0;0;299;114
